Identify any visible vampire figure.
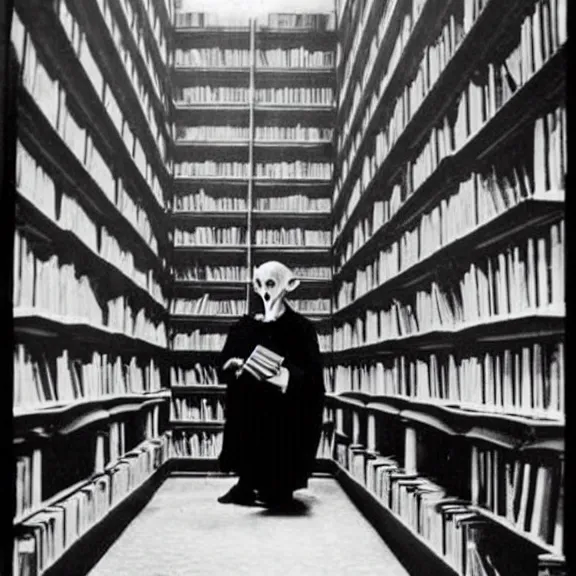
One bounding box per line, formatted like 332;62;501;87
217;261;325;507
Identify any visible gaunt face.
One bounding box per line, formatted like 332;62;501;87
252;261;299;319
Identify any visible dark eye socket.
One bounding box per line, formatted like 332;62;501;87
255;279;262;288
265;280;276;289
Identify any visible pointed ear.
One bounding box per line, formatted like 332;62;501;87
285;277;300;292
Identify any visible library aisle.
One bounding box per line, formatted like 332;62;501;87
87;476;410;576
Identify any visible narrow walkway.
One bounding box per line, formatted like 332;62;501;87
88;476;410;576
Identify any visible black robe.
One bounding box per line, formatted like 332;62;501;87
217;306;325;495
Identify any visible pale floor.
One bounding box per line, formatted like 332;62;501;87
87;476;410;576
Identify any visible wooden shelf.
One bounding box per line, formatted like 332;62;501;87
251;210;331;224
334;44;566;254
173;103;250;122
172;210;249;224
172;280;248;292
173;245;248;254
15;194;167;318
330;313;564;360
13;393;168;442
171;385;227;395
172;66;250;82
333;198;565;315
174;139;251;150
14;0;169;236
170;421;225;430
13;309;168;356
256;28;336;45
326;392;564;448
174;176;249;186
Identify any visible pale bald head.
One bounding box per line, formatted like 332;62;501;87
253;261;300;320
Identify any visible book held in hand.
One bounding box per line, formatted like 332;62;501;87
241;345;284;381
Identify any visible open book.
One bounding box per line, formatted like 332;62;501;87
240;345;284;382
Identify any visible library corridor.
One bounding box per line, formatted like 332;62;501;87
87;476;410;576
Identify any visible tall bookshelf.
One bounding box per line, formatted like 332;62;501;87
328;0;566;575
10;0;174;573
168;8;337;465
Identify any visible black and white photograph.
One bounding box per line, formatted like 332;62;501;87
1;0;567;573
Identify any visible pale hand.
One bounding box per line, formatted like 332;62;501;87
223;357;245;378
266;366;290;393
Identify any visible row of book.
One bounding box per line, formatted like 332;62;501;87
170;398;224;422
171;330;332;353
173;86;335;106
174;48;251;68
255;196;331;212
254;161;333;180
255;87;335;106
116;179;160;257
334;252;563;348
266;13;335;30
14;345;163;412
15;233;168;344
174;86;250;105
174;125;332;143
339;445;563;574
173;265;248;282
172;9;248;29
175;125;250;141
255;125;333;142
472;445;563;546
13;436;170;576
170;430;223;459
14;233;101;323
171;364;221;387
253;228;331;247
287;299;331;313
169;296;247;316
172;10;335;30
331;340;564;418
335;110;565;269
334;218;564;319
173;226;246;246
97;0;170;156
173;192;246;213
174;161;249;179
257;48;334;69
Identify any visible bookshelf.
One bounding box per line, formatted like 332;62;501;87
329;0;566;575
11;0;173;573
9;1;566;574
169;8;337;464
